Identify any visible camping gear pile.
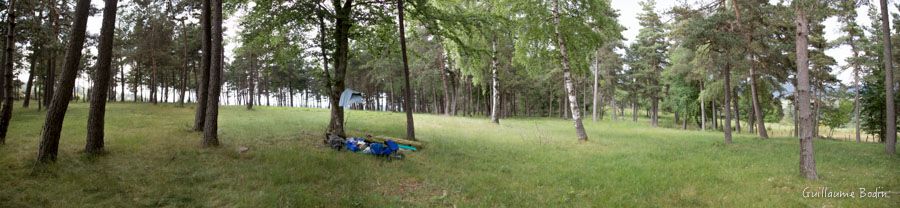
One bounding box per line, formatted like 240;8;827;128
325;133;417;160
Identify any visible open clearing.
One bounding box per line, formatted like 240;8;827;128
1;103;897;207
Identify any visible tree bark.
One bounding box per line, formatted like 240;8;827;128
247;53;255;110
0;0;16;143
179;19;188;107
120;64;125;102
85;0;119;154
151;56;158;104
795;6;818;179
701;81;706;131
879;0;896;155
36;0;91;162
438;42;451;116
553;0;588;141
749;65;768;138
592;51;599;122
730;0;768;139
734;88;741;133
202;0;223;147
326;0;354;137
194;0;212;131
44;0;59;108
851;38;861;143
23;54;36;108
398;0;416;140
724;64;733;144
490;37;500;124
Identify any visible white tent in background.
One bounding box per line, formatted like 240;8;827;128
339;89;365;129
339;89;364;109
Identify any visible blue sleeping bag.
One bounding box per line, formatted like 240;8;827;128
369;140;399;156
344;138;363;152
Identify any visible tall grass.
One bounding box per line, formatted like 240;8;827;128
0;102;896;207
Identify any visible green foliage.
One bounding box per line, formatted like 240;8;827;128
663;47;699;121
821;98;854;134
859;66;899;142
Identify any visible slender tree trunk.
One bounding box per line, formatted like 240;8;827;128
795;7;818;179
23;54;36;108
880;0;896;155
36;0;91;162
723;64;733;144
631;98;637;122
490;38;500;124
553;0;587;141
734;88;741;133
202;0;223;147
151;57;158;104
0;0;16;143
85;0;119;154
108;65;116;102
397;0;416;140
748;67;768;138
700;81;706;130
852;40;861;143
120;62;124;102
438;42;451;116
194;0;211;131
44;0;59;109
247;53;255;110
730;0;768;138
179;19;188;106
134;60;140;102
592;52;599;122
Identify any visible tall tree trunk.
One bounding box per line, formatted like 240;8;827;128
179;19;188;107
880;0;896;155
151;57;158;104
700;84;706;131
851;39;861;143
194;0;212;131
592;52;599;122
795;6;818;179
0;0;16;143
748;66;768;138
723;63;733;144
44;0;59;109
85;0;119;154
490;38;500;124
631;97;637;122
36;0;91;162
23;54;36;108
120;64;124;101
202;0;223;147
134;60;141;102
713;100;718;129
397;0;416;140
730;0;768;138
247;53;255;110
734;88;741;133
108;65;116;101
326;0;354;137
438;42;451;116
553;0;587;141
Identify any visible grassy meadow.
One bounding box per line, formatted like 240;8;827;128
0;102;897;207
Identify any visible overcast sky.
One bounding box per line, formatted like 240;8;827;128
60;0;899;90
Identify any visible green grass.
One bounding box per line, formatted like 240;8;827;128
1;102;897;207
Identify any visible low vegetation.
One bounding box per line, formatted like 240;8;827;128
1;103;896;207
